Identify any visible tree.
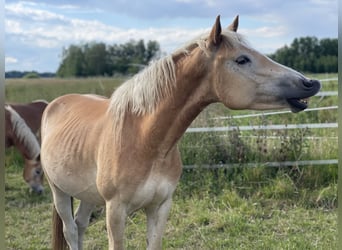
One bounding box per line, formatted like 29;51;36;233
23;72;40;78
269;37;337;73
56;40;162;77
57;45;85;77
146;40;161;62
83;43;108;76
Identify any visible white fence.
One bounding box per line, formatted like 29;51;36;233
186;122;337;133
183;78;338;169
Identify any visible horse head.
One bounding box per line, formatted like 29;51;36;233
24;155;44;194
191;15;321;112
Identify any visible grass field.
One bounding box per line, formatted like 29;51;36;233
5;74;337;249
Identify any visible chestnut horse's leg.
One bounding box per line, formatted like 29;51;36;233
145;198;173;250
74;201;96;250
105;199;127;250
52;186;79;250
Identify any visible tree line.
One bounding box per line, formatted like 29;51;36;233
5;71;55;78
56;40;161;77
5;36;337;78
56;36;336;77
269;36;337;73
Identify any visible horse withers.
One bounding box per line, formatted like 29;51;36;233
5;100;48;194
41;16;321;250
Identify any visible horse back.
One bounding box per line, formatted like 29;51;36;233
41;94;110;153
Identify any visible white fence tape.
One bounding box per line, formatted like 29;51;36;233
318;91;338;96
183;159;338;169
186;122;337;133
319;77;338;82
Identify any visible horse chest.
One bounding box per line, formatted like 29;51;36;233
127;173;175;213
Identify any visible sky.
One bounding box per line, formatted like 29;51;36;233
5;0;338;73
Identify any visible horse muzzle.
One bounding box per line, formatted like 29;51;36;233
286;79;321;113
30;185;44;195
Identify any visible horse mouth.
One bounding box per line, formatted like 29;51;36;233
287;98;309;113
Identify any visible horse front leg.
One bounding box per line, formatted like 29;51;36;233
52;186;79;250
105;199;127;250
74;201;96;250
145;198;173;250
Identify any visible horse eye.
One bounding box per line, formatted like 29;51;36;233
235;55;251;65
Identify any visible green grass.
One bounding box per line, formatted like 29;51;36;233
5;75;337;249
5;155;337;249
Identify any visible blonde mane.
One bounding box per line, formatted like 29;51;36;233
109;55;176;118
108;55;176;145
5;105;40;159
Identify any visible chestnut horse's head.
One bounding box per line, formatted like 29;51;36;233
24;155;44;194
196;16;321;112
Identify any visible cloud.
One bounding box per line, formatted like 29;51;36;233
6;1;67;22
5;1;208;51
240;26;288;39
5;56;18;64
5;1;212;71
4;0;337;72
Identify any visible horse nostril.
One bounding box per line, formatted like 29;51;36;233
303;79;314;88
34;186;44;195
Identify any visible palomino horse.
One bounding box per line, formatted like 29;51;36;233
5;104;44;194
41;16;321;250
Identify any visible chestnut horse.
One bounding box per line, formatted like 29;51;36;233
41;16;321;250
5;104;44;194
8;100;48;142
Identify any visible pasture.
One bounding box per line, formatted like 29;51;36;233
5;74;337;249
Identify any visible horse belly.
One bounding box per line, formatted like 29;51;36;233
44;161;105;205
41;131;105;205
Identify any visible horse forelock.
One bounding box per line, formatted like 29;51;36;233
5;105;40;159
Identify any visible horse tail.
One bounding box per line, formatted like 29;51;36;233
52;197;74;250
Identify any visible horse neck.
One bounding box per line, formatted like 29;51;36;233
137;54;215;155
14;136;39;160
6;107;40;160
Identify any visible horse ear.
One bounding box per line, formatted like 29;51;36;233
228;15;239;32
209;15;222;46
35;154;40;161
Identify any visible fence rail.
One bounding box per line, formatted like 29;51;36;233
319;77;338;82
186;122;337;133
184;159;338;169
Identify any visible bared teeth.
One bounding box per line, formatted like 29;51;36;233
299;98;308;104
